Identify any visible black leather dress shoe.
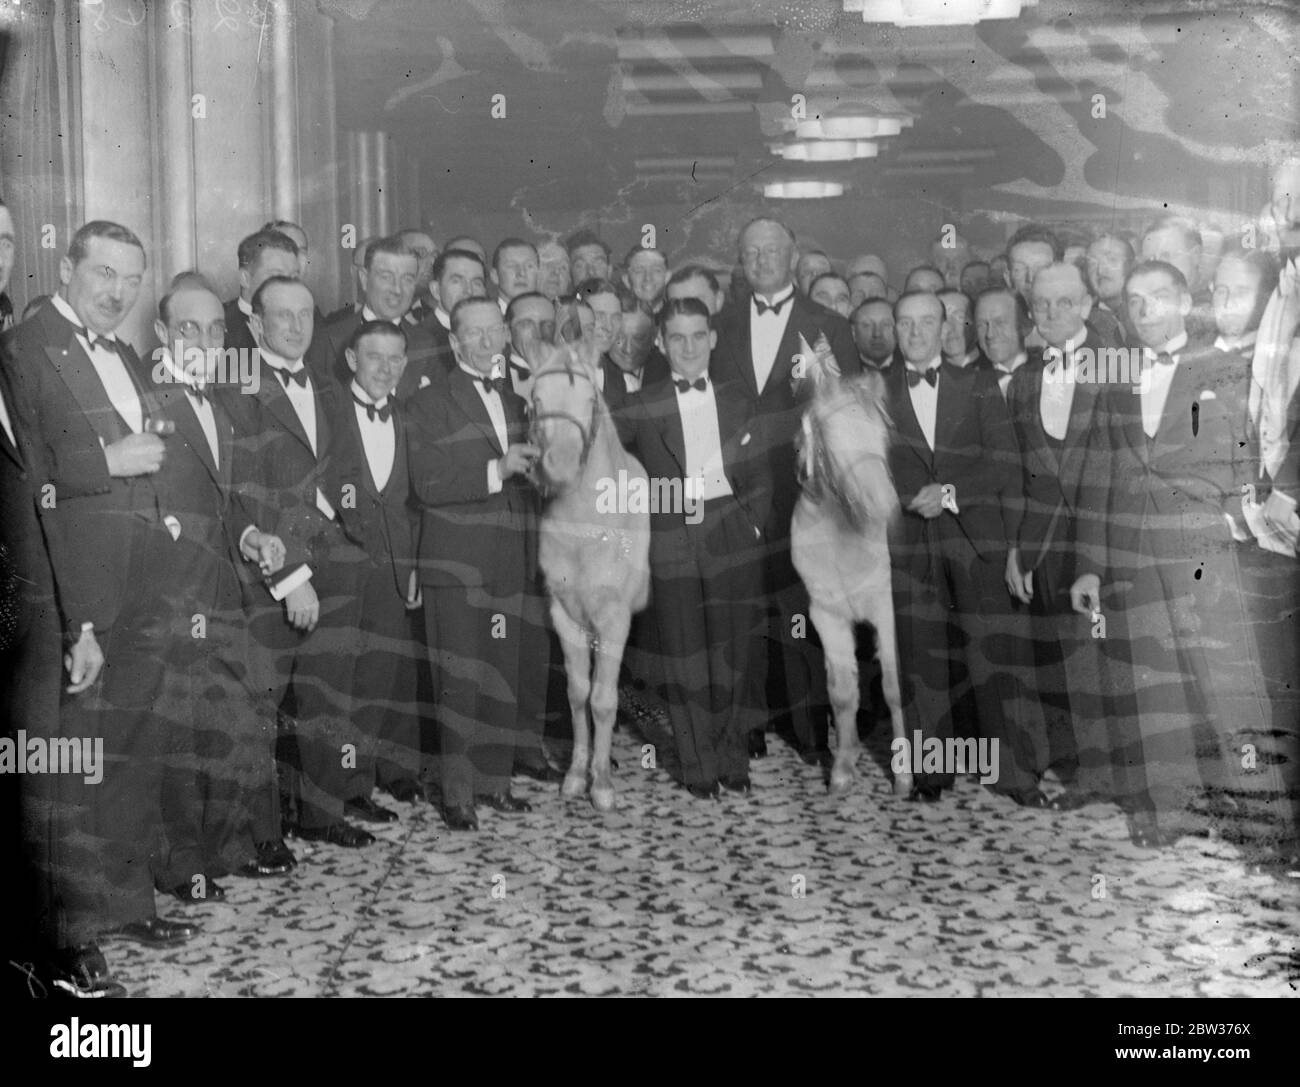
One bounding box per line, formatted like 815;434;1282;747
49;945;127;998
1011;789;1053;809
235;840;297;877
296;822;376;847
169;877;226;903
748;731;768;758
443;804;479;831
110;917;199;947
718;774;752;795
478;792;532;813
686;781;719;800
798;745;832;769
1127;811;1170;849
1045;789;1092;812
514;762;565;783
345;795;399;824
908;785;944;803
385;779;425;804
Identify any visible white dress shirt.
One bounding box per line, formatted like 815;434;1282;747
459;362;509;494
622;367;643;395
261;347;335;521
1141;331;1188;439
52;293;143;434
351;380;395;492
992;350;1027;401
1040;335;1083;441
674;375;733;503
237;296;254;318
361;305;401;327
1214;329;1256;358
749;284;795;393
159;351;220;467
434;306;451;332
905;357;942;450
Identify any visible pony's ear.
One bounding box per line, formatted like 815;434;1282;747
522;336;557;373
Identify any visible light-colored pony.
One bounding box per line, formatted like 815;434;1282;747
528;340;651;811
790;354;911;796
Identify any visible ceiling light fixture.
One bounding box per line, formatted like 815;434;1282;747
763;181;846;199
770;139;879;162
842;0;1039;27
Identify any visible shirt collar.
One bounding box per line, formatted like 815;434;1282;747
237;296;254;318
360;305;400;326
1152;330;1189;358
905;355;942;375
995;351;1028;374
260;346;305;373
52;292;115;341
1214;329;1257;353
350;379;388;410
435;306;451;331
752;283;795;310
458;360;503;385
158;349;206;393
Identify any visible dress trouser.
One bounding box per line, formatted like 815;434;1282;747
53;524;174;945
152;604;269;885
345;562;422;798
759;536;829;752
890;520;1040;796
245;541;366;832
651;497;764;787
424;582;525;810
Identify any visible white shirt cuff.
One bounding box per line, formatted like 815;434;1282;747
268;564;313;601
238;524;260;557
487;458;504;495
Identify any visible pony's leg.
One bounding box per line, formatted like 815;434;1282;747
550;600;592;800
809;601;860;795
870;587;911;797
589;608;631;813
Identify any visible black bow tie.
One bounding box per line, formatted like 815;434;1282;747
353;394;391;423
753;294;791;317
186;384;210;406
480;374;507;394
1151;351;1176;368
906;367;938;388
674;377;708;393
276;366;309;389
87;333;122;356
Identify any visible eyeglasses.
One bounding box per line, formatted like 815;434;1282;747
174;321;227;339
740;245;786;263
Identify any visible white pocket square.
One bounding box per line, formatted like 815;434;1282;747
163;515;182;541
740;432;751;446
419;375;432;389
1199;390;1217;401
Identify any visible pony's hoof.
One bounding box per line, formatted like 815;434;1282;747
561;774;587;800
590;785;616;812
828;766;856;795
892;773;914;798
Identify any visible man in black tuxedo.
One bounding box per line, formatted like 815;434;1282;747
504;291;556;400
224;229;300;354
1070;261;1291;856
972;286;1035;396
574;278;636;414
398;228;439;326
621;298;770;798
1085;233;1134;346
850;298;898;371
623;244;669;316
1002;269;1114;808
310;235;440;398
708;216;859;763
4;221;202;983
938;288;980;367
406;297;540;831
1140;216;1216;342
882;290;1044;805
665;265;725;317
491;238;540;317
419;247;488;371
326;321;424;819
143;280;280;899
219;276;375;850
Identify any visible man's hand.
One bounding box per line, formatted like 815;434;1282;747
499;443;540;480
64;629;104;694
1005;547;1033;604
284;582;320;633
240;529;286;576
103;433;166;477
907;483;946;519
405;568;423;611
1070;573;1102;617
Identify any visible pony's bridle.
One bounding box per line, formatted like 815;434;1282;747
528;363;601;470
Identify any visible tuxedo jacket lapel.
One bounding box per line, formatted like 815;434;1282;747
932;364;963;467
165;385;221;484
647;382;687;474
44;337;136;446
729;306;759;400
257;368;315;455
450;369;505;456
887;364;933;472
1058;380;1097;497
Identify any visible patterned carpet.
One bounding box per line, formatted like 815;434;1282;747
108;693;1300;998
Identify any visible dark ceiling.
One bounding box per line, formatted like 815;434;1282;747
326;0;1299;250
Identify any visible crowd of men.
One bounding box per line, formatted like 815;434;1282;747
0;159;1298;998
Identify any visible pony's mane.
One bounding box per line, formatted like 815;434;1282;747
803;368;898;530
